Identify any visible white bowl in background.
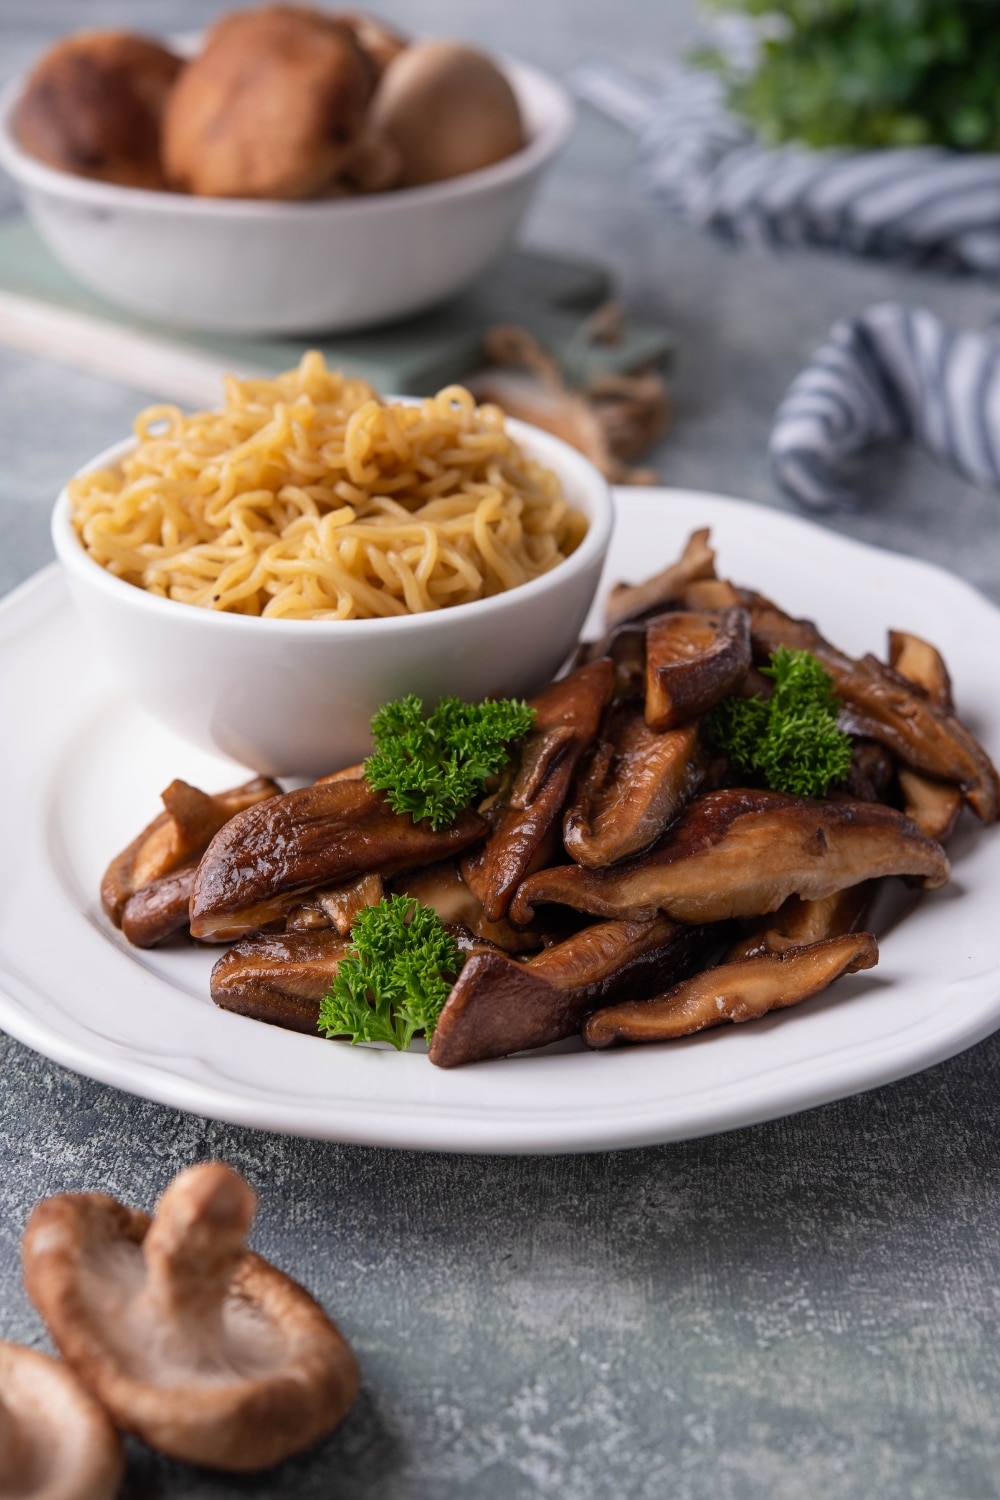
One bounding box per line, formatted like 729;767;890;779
0;58;572;335
51;419;614;779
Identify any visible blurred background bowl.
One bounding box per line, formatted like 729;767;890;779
51;418;613;779
0;57;572;336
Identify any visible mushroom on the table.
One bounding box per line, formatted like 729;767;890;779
22;1162;359;1472
0;1341;123;1500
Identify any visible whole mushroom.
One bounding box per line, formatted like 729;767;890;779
0;1341;122;1500
13;31;183;188
22;1162;359;1472
370;40;526;186
163;6;376;199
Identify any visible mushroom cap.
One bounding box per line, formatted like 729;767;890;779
162;5;375;199
13;30;183;189
0;1341;122;1500
370;40;526;186
22;1163;359;1473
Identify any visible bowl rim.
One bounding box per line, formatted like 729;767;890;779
0;54;574;219
52;412;615;638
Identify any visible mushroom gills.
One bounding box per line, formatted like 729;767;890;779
510;788;949;925
583;931;879;1048
22;1163;359;1473
429;914;720;1067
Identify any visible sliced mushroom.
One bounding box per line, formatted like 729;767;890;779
102;775;281;928
725;882;875;962
0;1341;123;1500
563;710;706;868
678;578;742;611
429;914;718;1067
842;738;896;805
22;1163;359;1472
510;788;949;925
287;873;385;935
460;659;614;922
121;859;199;948
644;607;751;731
897;769;963;843
605;527;716;630
745;591;999;822
211;929;348;1032
888;629;954;711
190;779;486;942
583;931;878;1048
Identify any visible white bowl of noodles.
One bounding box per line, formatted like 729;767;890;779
51;356;613;777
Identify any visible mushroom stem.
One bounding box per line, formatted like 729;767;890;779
139;1164;256;1345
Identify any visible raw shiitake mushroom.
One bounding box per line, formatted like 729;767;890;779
370;39;526;186
162;5;377;199
13;31;183;189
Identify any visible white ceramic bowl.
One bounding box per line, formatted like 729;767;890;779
0;57;572;335
51;420;614;778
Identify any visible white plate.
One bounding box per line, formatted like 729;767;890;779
2;490;999;1154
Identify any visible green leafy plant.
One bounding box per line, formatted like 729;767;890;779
703;0;1000;151
709;646;853;797
364;694;535;830
318;895;464;1050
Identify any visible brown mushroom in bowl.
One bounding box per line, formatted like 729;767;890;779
0;1341;123;1500
22;1162;359;1472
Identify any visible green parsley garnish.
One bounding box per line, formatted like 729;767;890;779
708;646;853;798
364;694;535;830
318;895;464;1050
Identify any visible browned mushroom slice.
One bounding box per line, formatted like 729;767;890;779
897;769;963;843
644;607;751;731
287;873;386;935
101;775;281;927
211;930;348;1032
605;527;716;630
395;861;544;953
191;779;486;942
842;739;896;804
888;629;954;711
745;591;999;823
460;658;614;923
511;789;949;925
725;882;875;962
678;578;742;611
564;711;706;868
22;1163;359;1472
429;915;717;1067
121;860;199;949
0;1341;123;1500
583;931;878;1047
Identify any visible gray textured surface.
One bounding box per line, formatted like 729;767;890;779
2;2;1000;1496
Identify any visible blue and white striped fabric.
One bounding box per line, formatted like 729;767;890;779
571;58;1000;277
770;304;1000;510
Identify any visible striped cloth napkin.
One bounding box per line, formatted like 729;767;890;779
571;57;1000;277
769;304;1000;511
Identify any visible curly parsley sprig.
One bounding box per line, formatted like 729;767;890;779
709;647;852;798
318;895;464;1051
364;694;535;830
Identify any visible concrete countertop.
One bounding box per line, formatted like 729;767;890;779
1;3;999;1496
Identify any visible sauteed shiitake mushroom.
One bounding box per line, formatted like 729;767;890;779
103;529;998;1066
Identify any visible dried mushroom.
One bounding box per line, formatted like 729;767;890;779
370;40;524;186
644;607;751;731
23;1162;359;1472
163;7;375;198
13;31;182;188
583;931;879;1047
0;1341;123;1500
511;788;949;925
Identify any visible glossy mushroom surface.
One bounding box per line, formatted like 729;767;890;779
644;606;751;731
511;789;949;924
0;1341;123;1500
583;931;879;1048
211;929;348;1032
23;1163;359;1472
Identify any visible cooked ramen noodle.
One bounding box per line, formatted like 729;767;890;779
67;352;588;620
